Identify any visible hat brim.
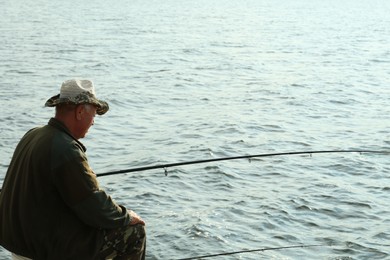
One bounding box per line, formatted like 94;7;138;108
45;94;109;115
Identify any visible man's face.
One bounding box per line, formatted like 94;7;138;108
75;104;97;139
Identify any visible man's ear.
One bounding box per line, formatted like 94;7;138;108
75;104;84;120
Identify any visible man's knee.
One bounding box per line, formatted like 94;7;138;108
99;224;146;259
124;224;146;254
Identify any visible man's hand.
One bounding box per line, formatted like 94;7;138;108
128;210;145;226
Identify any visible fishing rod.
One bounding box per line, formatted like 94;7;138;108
175;244;327;259
96;149;388;177
0;149;387;193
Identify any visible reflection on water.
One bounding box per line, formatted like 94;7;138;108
1;0;389;259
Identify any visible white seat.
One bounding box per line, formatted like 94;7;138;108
11;253;32;260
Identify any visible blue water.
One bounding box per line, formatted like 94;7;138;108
1;0;389;259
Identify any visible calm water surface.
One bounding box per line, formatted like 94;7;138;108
1;0;389;259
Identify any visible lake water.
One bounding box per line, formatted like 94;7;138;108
0;0;389;259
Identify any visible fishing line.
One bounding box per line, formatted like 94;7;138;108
95;149;388;177
175;244;327;259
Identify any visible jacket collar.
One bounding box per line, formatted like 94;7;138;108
48;118;87;152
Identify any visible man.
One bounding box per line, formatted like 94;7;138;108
0;79;146;259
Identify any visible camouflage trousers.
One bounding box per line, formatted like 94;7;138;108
98;224;146;260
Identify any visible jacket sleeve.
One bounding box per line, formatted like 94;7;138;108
52;141;131;229
71;190;131;229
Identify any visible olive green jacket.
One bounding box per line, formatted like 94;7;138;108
0;118;130;259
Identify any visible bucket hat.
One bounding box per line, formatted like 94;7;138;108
45;79;109;115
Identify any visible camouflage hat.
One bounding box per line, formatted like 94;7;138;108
45;79;109;115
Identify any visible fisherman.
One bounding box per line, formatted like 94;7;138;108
0;79;146;259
